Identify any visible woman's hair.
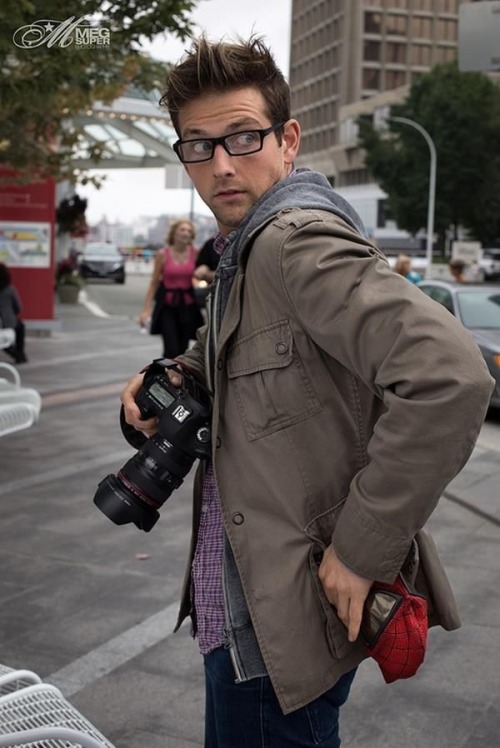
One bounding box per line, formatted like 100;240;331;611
161;35;290;137
0;263;11;292
166;219;196;246
394;254;411;276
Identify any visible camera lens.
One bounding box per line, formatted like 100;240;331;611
93;474;160;533
93;432;198;532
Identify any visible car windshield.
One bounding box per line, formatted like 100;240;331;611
84;245;119;256
456;290;500;329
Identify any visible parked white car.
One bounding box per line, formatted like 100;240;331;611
480;248;500;281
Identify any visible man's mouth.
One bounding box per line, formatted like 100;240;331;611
214;188;244;199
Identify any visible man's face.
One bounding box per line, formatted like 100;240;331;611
178;87;300;236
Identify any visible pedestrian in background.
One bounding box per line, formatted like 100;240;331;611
0;263;27;364
394;253;422;284
121;36;494;748
449;258;467;282
139;219;204;358
194;235;220;285
192;235;221;311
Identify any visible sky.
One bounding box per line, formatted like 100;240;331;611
80;0;292;225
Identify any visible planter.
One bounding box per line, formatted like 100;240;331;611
57;284;81;304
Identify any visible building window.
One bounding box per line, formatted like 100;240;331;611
385;14;408;36
338;169;371;187
384;0;408;8
411;44;431;66
435;45;457;64
386;42;407;64
385;70;406;89
364;40;381;62
411;16;433;38
442;0;458;13
364;12;382;34
363;68;381;90
437;18;457;42
412;0;433;10
377;199;394;229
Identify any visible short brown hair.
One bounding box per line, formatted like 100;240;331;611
161;35;290;136
167;219;196;245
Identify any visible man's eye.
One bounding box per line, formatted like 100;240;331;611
235;132;258;146
192;141;212;154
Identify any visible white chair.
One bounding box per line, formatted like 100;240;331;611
0;329;15;351
0;363;41;438
0;668;42;697
0;683;115;748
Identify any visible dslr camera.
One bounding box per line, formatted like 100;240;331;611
93;359;212;532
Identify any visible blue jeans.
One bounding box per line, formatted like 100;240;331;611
203;647;356;748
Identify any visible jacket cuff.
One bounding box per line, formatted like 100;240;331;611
332;502;412;583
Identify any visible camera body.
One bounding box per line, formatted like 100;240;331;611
93;359;211;532
135;365;211;458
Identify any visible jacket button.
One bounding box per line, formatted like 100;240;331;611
215;437;221;449
217;359;223;370
232;512;245;525
275;342;288;355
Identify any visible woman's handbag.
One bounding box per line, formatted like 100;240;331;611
149;283;165;335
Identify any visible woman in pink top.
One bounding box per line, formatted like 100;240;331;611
140;219;204;357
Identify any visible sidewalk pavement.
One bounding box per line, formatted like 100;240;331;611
0;298;499;748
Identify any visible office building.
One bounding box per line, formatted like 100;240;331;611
290;0;476;245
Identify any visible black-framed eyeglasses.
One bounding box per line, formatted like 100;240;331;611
173;123;284;164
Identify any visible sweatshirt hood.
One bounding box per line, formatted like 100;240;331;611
231;167;367;251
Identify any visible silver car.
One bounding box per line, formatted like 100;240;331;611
418;280;500;408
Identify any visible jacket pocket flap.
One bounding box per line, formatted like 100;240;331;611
227;320;293;377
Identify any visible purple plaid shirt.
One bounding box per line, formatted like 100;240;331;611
191;232;227;655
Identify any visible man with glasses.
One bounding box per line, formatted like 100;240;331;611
120;36;493;747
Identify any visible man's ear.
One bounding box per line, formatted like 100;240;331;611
282;119;301;165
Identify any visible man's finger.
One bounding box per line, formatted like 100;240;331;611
347;598;364;643
336;598;350;629
167;369;183;387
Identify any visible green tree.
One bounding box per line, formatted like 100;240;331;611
358;62;500;247
0;0;195;185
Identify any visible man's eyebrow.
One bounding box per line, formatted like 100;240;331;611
182;118;263;139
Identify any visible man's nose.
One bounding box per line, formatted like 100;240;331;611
211;143;236;175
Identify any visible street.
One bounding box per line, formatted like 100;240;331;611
79;265;153;323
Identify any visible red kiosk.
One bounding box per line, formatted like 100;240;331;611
0;173;57;331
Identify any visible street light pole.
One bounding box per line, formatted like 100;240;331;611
391;116;437;274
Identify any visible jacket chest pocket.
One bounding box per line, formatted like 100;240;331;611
226;320;322;441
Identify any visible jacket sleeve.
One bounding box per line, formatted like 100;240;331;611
280;213;494;581
176;322;208;385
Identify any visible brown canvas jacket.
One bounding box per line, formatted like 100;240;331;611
177;208;494;712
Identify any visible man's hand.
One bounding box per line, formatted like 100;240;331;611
120;368;184;437
318;545;373;642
